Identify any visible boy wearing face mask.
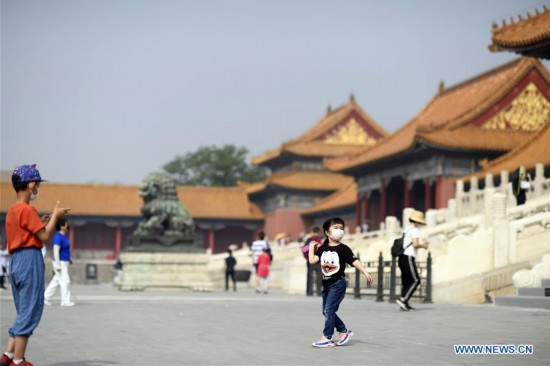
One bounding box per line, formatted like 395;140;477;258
308;217;373;348
1;165;70;366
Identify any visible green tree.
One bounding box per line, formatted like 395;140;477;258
163;145;268;187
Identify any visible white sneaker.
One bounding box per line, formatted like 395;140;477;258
44;299;52;306
61;302;76;307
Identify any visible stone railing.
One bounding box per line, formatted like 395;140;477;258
455;163;550;218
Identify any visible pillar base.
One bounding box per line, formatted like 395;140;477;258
118;252;213;292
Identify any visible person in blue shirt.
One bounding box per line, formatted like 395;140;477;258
44;219;75;307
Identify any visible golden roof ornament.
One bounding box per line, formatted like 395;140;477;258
324;118;377;146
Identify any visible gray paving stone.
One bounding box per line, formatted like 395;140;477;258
0;284;549;366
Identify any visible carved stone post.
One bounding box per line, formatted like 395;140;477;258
385;216;399;238
402;207;414;230
492;193;509;269
426;209;437;227
447;198;457;223
534;163;544;198
456;180;464;217
471;177;479;214
485;173;494;189
484;187;495;229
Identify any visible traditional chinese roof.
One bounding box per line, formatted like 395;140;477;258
302;180;356;215
251;95;389;166
326;57;550;172
0;182;263;220
489;6;550;59
468;124;550;179
177;186;263;220
240;171;354;195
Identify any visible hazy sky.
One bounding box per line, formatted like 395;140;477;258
1;0;549;185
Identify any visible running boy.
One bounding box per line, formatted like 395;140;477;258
308;217;373;348
1;165;70;366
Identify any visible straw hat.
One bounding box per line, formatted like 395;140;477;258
409;210;426;225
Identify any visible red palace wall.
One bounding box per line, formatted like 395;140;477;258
264;209;306;241
437;176;458;209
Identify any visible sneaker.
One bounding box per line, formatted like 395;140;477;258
396;299;409;311
336;330;354;346
312;337;335;348
9;359;33;366
61;302;76;307
406;304;416;311
0;354;13;366
44;299;52;306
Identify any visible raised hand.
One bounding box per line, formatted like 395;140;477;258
52;201;71;219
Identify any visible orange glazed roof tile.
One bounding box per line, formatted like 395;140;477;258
417;128;534;151
0;182;263;220
243;171;354;195
302;181;356;215
325;57;548;171
490;6;550;57
468;124;550;180
176;186;263;220
252;97;389;165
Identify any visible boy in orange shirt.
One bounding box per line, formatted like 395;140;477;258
0;165;70;366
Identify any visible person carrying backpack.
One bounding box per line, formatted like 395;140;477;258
302;227;322;295
396;210;429;312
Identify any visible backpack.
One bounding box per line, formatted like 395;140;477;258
301;235;321;260
391;229;413;257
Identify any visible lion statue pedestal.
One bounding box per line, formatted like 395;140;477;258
119;172;213;292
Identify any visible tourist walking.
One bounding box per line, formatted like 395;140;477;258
308;217;373;348
225;249;237;291
44;218;75;307
250;232;270;288
396;210;429;312
302;226;322;295
1;164;70;366
256;247;271;294
511;166;532;206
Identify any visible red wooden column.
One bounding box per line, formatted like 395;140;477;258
380;180;387;223
114;226;122;259
362;193;369;226
425;178;432;210
69;227;75;255
208;227;215;253
435;175;443;208
355;193;362;230
404;179;410;208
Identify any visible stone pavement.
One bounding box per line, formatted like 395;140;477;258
0;284;549;366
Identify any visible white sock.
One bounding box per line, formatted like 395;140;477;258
13;359;24;365
4;352;14;358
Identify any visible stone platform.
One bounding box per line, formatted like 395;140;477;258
118;251;213;291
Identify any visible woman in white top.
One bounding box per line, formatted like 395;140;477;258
396;210;429;311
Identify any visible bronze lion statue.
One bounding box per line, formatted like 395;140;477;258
133;172;194;236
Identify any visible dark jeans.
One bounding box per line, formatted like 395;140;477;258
225;270;236;291
321;277;348;339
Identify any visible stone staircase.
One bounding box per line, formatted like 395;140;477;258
495;279;550;309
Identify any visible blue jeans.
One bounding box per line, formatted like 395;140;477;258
8;247;45;338
321;277;348;339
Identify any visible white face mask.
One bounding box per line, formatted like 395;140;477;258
30;186;39;201
330;228;344;241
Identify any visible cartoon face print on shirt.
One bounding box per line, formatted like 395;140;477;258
320;251;340;277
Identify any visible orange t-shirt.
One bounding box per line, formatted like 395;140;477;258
6;202;45;254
